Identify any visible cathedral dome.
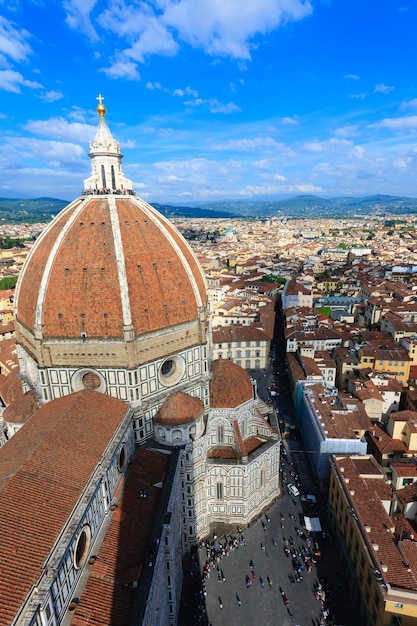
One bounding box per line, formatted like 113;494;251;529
14;102;207;370
210;358;254;408
153;391;204;426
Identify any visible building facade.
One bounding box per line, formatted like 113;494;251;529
0;99;281;626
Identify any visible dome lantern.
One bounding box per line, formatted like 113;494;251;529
83;94;133;193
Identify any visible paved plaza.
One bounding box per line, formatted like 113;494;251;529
179;348;358;626
180;440;357;626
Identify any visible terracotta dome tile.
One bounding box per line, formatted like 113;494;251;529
153;391;204;425
15;196;207;342
210;359;253;408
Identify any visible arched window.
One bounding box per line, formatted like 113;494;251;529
101;164;106;189
111;165;116;189
260;470;265;488
172;429;182;442
216;482;223;500
217;424;224;443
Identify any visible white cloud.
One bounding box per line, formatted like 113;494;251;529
147;82;163;90
235;181;322;197
303;138;353;152
63;0;99;42
162;0;313;59
0;16;32;64
0;17;49;95
212;136;284;151
0;69;42;93
66;0;312;74
4;136;85;167
100;58;141;80
393;157;411;169
24;117;96;143
399;98;417;111
281;116;298;125
183;97;241;113
333;124;360;138
349;83;394;101
124;21;178;63
40;90;64;103
97;4;178;70
344;73;360;80
209;100;241;114
173;86;199;98
67;106;89;122
370;116;417;131
374;83;394;94
184;98;205;107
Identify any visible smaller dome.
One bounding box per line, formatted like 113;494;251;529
153;391;204;426
210;359;253;408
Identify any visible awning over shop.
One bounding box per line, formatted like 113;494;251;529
304;516;322;532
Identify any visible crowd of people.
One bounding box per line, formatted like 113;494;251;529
179;437;341;625
81;188;136;195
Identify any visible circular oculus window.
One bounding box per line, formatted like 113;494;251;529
158;355;185;387
71;369;106;393
82;372;101;389
73;525;91;569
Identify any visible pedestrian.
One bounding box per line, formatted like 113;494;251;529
218;596;223;609
236;593;241;607
267;576;272;589
260;577;265;588
260;543;265;551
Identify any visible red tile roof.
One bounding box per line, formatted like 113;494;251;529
15;197;207;341
334;455;417;592
71;448;171;626
210;358;253;408
153;391;204;425
0;390;129;626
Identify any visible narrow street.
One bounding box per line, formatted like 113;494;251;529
179;300;359;625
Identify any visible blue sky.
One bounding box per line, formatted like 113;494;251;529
1;0;417;204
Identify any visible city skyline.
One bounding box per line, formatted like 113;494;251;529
2;0;417;203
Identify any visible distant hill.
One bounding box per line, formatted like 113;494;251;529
0;197;235;223
151;203;236;219
196;194;417;217
0;197;68;223
1;193;417;222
